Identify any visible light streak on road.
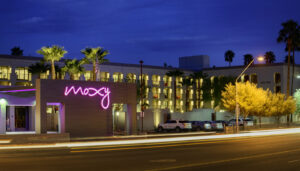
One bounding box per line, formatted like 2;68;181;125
1;128;300;150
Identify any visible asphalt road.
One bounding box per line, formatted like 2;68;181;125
1;133;300;171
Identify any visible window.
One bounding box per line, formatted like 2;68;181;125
100;72;110;82
176;76;183;87
126;73;136;83
275;86;281;93
152;87;161;99
113;72;123;82
0;66;11;80
242;74;249;82
250;74;258;84
274;73;281;84
40;70;50;79
152;75;160;86
84;71;92;81
15;67;31;81
152;99;161;109
139;74;149;86
163;75;172;87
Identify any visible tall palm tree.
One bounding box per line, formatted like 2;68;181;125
277;20;299;98
224;50;235;66
28;61;50;79
81;47;109;81
11;46;23;56
61;59;85;80
286;26;300;97
182;77;193;112
37;45;67;80
264;51;276;64
166;69;184;112
243;54;253;65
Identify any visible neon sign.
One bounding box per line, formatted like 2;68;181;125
64;86;111;109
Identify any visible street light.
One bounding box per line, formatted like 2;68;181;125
235;56;264;132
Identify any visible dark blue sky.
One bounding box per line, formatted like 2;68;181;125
1;0;300;67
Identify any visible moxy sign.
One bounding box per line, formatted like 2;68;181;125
64;86;111;109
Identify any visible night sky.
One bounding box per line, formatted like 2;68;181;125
1;0;300;67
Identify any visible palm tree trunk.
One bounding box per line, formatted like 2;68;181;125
290;49;295;123
51;60;56;80
92;62;96;81
286;42;291;126
70;74;74;80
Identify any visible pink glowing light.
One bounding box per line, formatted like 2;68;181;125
64;86;111;109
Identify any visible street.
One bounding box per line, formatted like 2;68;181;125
1;132;300;171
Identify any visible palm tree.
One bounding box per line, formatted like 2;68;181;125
286;26;300;97
182;77;193;112
264;51;276;64
166;69;184;112
277;20;299;98
243;54;253;65
28;61;50;79
81;47;109;81
37;45;67;80
11;46;23;56
61;59;85;80
224;50;235;66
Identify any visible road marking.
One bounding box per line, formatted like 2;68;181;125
149;159;177;163
145;148;300;171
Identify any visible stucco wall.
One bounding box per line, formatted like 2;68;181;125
35;79;136;137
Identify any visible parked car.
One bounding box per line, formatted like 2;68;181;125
191;121;212;131
228;119;243;126
211;121;225;130
228;118;254;126
157;120;192;132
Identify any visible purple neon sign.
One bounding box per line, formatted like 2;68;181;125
64;86;111;109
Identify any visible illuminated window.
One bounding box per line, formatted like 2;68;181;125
152;99;161;109
274;73;281;84
73;73;81;80
100;72;110;82
176;77;183;87
163;75;172;87
163;88;172;99
15;67;31;81
40;70;49;79
0;66;11;80
152;87;161;99
139;74;149;86
126;73;136;83
176;88;183;99
152;75;161;86
84;71;92;81
188;101;194;111
113;72;123;82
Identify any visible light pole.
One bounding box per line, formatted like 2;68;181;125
235;56;264;132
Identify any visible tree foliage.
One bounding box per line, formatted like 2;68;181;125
224;50;235;66
37;45;67;80
11;46;23;56
81;47;109;81
264;51;276;64
293;89;300;115
243;54;253;65
222;82;296;122
28;61;50;78
61;59;85;80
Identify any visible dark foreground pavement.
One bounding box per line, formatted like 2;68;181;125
1;133;300;171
